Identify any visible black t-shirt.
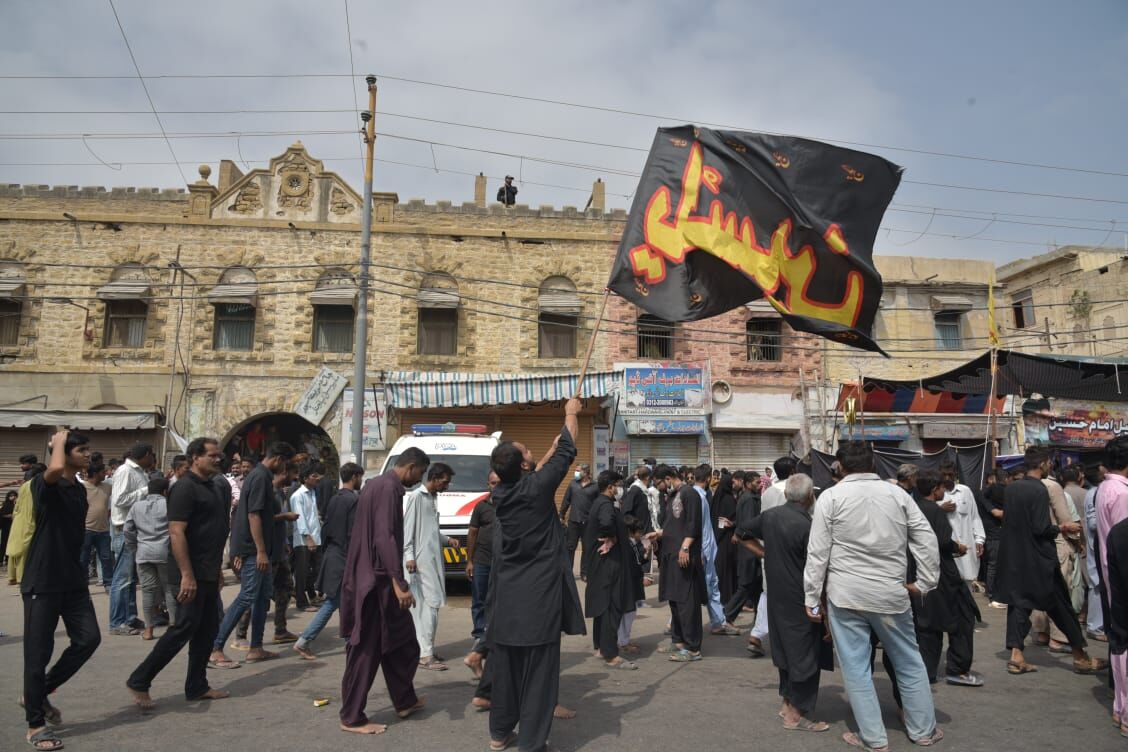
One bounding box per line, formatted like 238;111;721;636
271;487;288;564
231;463;274;559
167;470;232;582
468;498;497;566
23;474;88;594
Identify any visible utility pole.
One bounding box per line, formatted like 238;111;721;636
350;75;377;464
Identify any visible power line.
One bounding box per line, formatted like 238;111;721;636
4;69;1124;179
15;257;1128;345
104;0;187;185
7;125;1128;206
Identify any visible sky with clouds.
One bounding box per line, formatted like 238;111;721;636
1;0;1125;264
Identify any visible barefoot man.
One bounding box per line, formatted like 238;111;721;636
127;437;232;708
338;447;430;735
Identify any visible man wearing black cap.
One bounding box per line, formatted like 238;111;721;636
497;176;518;207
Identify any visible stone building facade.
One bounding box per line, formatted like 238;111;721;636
820;255;1013;452
0;143;628;484
997;245;1127;358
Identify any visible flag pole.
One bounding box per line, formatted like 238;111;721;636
573;289;611;400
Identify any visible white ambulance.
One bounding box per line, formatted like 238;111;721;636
377;423;500;578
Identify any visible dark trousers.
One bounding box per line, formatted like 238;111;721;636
779;667;821;714
984;539;1000;598
79;530;113;588
1007;595;1087;651
475;644;494;701
489;641;560;752
470;562;491;640
723;579;760;625
291;547;314;608
22;589;101;728
592;602;623;661
917;617;974;680
669;599;702;652
127;580;219;699
566;522;585;576
339;637;421;726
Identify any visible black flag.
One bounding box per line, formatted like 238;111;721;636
607;125;902;353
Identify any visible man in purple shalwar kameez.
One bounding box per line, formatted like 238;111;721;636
338;447;430;735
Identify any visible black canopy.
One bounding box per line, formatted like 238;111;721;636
863;350;1128;403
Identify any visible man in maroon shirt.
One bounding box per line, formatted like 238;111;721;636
338;447;430;735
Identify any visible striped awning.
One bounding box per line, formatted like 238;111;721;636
385;369;622;408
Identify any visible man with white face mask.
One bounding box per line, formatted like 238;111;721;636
560;463;597;576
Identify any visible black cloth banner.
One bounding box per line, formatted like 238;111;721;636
808;446;987;494
608;125;902;353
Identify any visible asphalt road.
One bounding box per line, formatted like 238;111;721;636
0;575;1118;752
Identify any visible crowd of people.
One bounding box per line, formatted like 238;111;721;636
5;405;1128;751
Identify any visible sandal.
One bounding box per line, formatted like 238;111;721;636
843;731;889;751
710;625;740;636
913;727;944;746
606;659;638;670
783;717;829;732
1074;657;1109;674
207;658;241;670
655;642;681;654
27;729;64;751
418;657;448;671
667;649;701;662
1006;660;1036;675
489;732;517;751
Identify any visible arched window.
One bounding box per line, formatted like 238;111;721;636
538;276;580;358
209;266;258;351
417;272;459;356
309;268;357;353
98;263;150;347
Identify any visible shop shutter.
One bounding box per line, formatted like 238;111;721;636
0;427;50;487
628;435;700;470
498;415;593;509
84;429;161;468
712;431;793;474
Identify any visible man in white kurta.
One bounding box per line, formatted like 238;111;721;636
941;466;986;585
403;463;458;670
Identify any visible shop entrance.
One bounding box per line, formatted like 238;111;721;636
222;412;340;473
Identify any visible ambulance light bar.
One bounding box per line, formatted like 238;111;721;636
411;423;490;436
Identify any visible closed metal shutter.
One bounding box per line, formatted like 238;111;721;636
498;415;592;509
712;431;793;474
0;427;49;487
84;429;161;468
628;436;700;470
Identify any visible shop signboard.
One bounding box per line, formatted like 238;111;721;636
625;417;708;435
339;387;388;454
619;362;710;417
1043;398;1128;448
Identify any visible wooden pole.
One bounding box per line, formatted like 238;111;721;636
983;346;1000;486
573;289;611;399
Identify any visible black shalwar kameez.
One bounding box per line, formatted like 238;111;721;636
658;483;705;652
488;428;585;751
582;493;643;660
746;502;832;714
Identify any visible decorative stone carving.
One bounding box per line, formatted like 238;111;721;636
229;180;262;213
330;187;354;215
277;157;312;210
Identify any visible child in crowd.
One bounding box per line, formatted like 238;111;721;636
125;477;177;640
618;515;651;654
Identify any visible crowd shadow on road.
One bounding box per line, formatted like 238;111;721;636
60;658;313;738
